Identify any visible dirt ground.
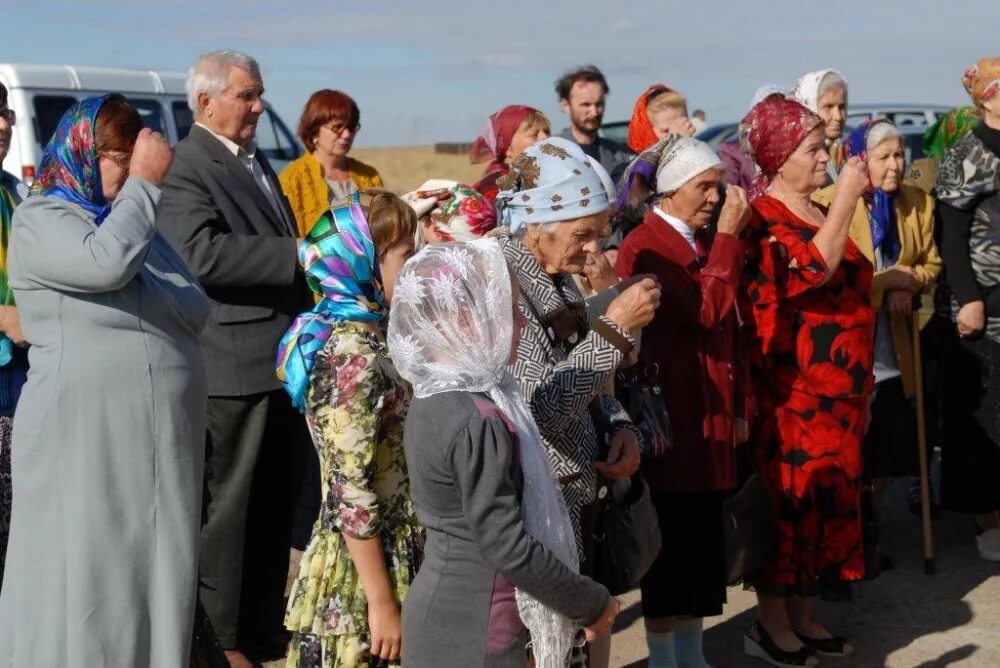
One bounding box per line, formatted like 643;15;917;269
350;146;484;194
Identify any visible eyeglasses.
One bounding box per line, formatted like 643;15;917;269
0;108;15;126
101;151;131;171
322;121;361;136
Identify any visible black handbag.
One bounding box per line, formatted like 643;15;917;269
723;472;778;585
583;402;662;595
616;356;674;457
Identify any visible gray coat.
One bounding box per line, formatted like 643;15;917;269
157;125;309;396
0;178;209;667
557;128;634;182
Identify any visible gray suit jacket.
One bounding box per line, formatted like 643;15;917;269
157;125;309;396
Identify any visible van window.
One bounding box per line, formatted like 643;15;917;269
127;98;166;134
172;101;193;141
256;107;300;162
33;95;77;146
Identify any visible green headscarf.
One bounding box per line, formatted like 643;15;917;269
923;106;980;159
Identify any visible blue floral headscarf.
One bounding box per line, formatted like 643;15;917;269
30;94;121;224
844;118;901;264
276;192;387;410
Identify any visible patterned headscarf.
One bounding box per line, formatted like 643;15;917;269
739;95;822;198
470;105;543;170
616;135;721;212
31;94;119;224
791;69;847;114
276;192;386;410
495;137;612;233
962;57;1000;110
626;84;678;153
923;106;980;159
403;180;496;244
844;119;901;264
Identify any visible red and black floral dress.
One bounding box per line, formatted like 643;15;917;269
741;195;875;595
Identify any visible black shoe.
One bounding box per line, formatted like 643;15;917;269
795;630;854;657
744;620;819;667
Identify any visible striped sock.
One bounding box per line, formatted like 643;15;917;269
674;618;712;668
646;630;677;668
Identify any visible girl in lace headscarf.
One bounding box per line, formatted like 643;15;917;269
390;240;618;667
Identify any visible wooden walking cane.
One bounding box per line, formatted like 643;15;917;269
911;309;936;575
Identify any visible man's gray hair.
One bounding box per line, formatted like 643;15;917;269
186;50;262;114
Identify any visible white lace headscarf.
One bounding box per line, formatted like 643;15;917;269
387;239;580;667
791;69;848;113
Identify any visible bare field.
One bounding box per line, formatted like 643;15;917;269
351;146;484;194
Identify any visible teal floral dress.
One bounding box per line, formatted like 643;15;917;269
285;321;422;667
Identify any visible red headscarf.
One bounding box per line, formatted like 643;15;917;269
470;105;542;204
626;84;676;153
738;95;822;198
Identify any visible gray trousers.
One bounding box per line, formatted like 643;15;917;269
199;390;301;648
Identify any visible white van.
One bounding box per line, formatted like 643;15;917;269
0;63;303;184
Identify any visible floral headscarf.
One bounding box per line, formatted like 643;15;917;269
403;180;496;244
31;94;120;224
276;192;386;410
626;84;678;153
844;119;901;264
962;57;1000;110
495;137;612;233
924;106;980;159
739;95;822;198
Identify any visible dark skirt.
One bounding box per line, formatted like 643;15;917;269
864;377;919;479
0;416;11;593
639;490;730;619
941;334;1000;513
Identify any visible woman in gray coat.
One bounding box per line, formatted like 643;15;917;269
0;96;209;667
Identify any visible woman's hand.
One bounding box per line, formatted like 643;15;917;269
605;276;661;331
717;185;751;236
665;116;697;137
582;252;619;292
882;265;921;292
0;306;26;347
957;300;986;338
584;597;621;642
368;599;402;662
886;289;914;318
833;157;869;204
593;428;641;480
129;128;174;187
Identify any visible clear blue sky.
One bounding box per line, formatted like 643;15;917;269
5;0;997;146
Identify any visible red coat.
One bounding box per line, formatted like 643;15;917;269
616;209;751;492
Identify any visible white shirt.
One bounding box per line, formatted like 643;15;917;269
195;122;286;225
653;207;698;253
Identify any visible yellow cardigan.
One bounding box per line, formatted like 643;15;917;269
278;152;383;237
813;184;942;397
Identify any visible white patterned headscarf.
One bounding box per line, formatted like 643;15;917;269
387;239;580;667
653;135;723;193
792;69;848;113
495;136;611;233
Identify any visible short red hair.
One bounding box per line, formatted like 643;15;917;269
297;89;361;151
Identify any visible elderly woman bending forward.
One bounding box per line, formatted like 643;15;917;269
493;136;660;665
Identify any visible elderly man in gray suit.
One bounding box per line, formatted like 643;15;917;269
157;50;309;668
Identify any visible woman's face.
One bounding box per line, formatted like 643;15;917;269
508;272;527;365
312;118;356;161
98;151;131;201
817;85;847;140
777;126;829;194
419;218;440;245
0;113;12;166
660;167;723;229
524;212;607;275
868;137;905;193
505;118;550;165
379;236;417;305
650;106;687;139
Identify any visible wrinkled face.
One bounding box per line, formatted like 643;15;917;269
649;106;687;139
660;168;723;229
508;272;527;365
868;137;905;193
379;236;417;305
778;126;829;193
313;117;357;160
200;66;265;147
506;118;550;165
817;85;847;140
98;151;131;201
560;81;606;135
524;212;608;275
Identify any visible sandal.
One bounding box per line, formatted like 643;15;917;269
744;620;819;667
795;630;854;657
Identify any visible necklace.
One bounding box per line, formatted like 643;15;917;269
769;191;825;227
